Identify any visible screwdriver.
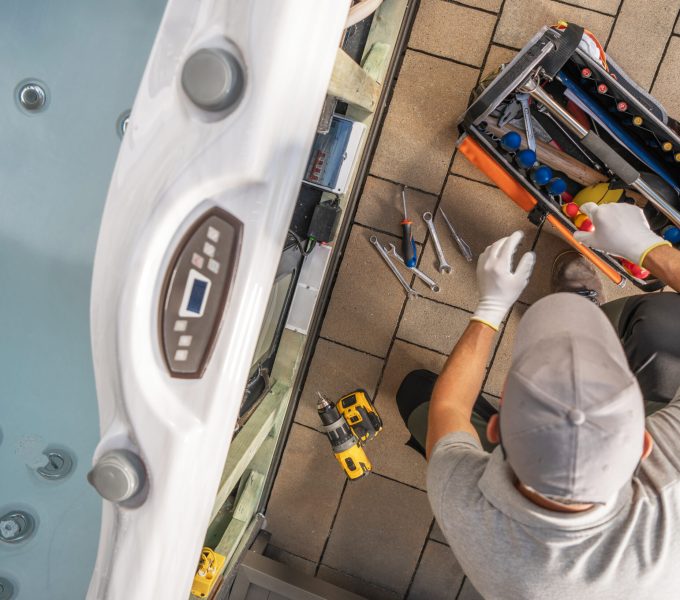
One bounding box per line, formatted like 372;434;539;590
401;186;417;268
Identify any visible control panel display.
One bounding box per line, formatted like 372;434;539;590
160;209;242;377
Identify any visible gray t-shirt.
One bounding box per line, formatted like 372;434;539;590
427;395;680;599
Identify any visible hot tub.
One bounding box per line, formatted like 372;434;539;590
0;1;348;598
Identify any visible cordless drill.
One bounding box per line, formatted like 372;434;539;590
317;392;372;480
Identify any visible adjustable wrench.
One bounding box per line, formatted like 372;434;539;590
422;212;452;274
369;236;418;299
384;243;440;292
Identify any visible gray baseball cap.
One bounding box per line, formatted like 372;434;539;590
500;293;645;504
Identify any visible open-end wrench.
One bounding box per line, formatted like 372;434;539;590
422;212;452;274
384;243;440;292
439;209;473;262
516;93;536;152
369;236;419;299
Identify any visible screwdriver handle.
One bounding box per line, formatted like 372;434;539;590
401;220;417;268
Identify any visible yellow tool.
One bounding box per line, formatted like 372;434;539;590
191;547;226;598
317;392;372;480
337;389;383;443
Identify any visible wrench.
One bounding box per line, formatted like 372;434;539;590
516;93;535;152
422;212;452;274
369;236;418;299
439;208;473;262
384;243;440;292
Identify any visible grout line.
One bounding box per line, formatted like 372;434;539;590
406;293;476;315
403;519;435;599
265;544;317;567
317;335;387;360
551;0;618;17
314;477;349;577
448;171;498;189
368;173;439;197
372;470;427;493
491;41;522;52
394;336;451;358
649;6;680;91
604;0;625;49
406;46;481;71
441;0;499;16
454;576;469;600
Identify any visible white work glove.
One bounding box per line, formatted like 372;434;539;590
573;202;670;266
471;231;535;331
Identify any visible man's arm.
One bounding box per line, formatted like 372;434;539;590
643;244;680;292
426;322;495;457
426;231;535;459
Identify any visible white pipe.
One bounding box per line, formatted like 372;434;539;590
346;0;383;28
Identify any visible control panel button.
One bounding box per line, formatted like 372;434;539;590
207;226;220;243
207;258;220;274
203;242;216;258
160;209;242;378
191;252;205;269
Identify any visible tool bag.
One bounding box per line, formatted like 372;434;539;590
458;22;680;291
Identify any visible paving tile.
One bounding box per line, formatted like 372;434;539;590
484;303;528;397
607;0;680;90
407;540;465;600
652;36;680;121
397;298;472;355
409;0;497;67
265;424;346;562
322;475;432;595
295;338;384;430
676;17;680;34
321;225;408;357
317;565;401;600
520;225;570;304
450;151;495;186
412;176;534;311
354;176;437;243
371;51;478;194
494;0;614;50
430;520;448;545
263;545;317;576
457;578;484;600
481;44;518;80
454;0;503;12
558;0;621;13
371;340;447;489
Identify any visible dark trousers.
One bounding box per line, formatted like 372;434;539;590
397;292;680;457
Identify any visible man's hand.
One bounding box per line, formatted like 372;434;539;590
573;202;670;267
471;231;535;331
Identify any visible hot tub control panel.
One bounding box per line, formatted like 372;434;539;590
160;208;241;378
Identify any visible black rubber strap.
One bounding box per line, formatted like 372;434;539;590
541;23;584;78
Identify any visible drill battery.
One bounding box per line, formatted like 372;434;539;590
337;390;383;443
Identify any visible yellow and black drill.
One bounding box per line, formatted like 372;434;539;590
316;390;382;480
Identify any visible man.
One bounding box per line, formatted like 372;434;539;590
397;201;680;599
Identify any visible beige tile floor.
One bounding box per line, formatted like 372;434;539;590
265;1;680;597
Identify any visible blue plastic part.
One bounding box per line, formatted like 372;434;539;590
662;226;680;244
516;149;536;170
557;70;679;193
500;131;521;152
546;177;567;195
530;165;553;186
405;239;417;268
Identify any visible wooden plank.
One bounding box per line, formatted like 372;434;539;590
328;48;381;112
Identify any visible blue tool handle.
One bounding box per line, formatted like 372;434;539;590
402;222;417;267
